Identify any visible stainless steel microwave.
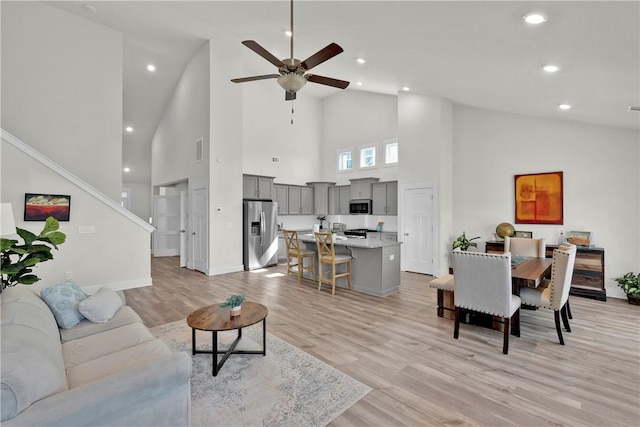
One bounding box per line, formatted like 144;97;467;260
349;200;372;215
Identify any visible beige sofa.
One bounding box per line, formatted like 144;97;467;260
1;286;191;426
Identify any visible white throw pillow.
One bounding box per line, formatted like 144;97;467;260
78;287;123;323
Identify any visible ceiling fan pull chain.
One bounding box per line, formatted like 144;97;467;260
291;99;295;125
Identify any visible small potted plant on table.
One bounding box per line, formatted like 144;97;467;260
220;294;246;316
614;272;640;305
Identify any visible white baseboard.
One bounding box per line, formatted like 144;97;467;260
207;265;244;276
83;277;152;294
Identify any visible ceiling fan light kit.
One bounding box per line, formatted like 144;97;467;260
231;0;349;102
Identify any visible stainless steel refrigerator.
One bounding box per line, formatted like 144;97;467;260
243;200;278;270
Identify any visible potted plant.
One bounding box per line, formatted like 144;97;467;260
614;272;640;305
220;294;246;316
452;232;481;251
1;217;66;292
317;216;326;230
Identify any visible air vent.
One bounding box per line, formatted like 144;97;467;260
628;106;640;112
272;156;280;163
195;138;203;162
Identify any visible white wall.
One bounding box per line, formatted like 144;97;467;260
1;141;152;293
123;181;152;222
1;2;123;202
321;90;398;185
242;83;323;185
453;105;640;298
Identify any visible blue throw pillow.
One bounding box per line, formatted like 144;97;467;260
41;280;87;329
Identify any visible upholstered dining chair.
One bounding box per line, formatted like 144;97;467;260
314;232;351;295
283;230;316;285
451;250;521;354
504;236;546;258
429;274;455;317
519;244;577;345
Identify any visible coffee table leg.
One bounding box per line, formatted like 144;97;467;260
191;328;196;355
212;331;218;376
263;318;267;356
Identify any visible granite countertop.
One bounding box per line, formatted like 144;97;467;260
298;233;401;249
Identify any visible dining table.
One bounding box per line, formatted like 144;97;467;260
510;256;553;294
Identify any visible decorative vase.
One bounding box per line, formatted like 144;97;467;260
230;306;242;317
627;294;640;305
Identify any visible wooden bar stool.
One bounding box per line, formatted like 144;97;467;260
314;232;351;295
283;230;316;285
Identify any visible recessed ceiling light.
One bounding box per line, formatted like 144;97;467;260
558;104;572;110
146;64;156;72
285;30;292;37
401;86;410;92
125;126;133;132
123;167;131;172
356;58;366;64
356;81;363;86
542;64;560;73
523;12;548;25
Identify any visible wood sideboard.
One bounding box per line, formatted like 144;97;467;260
485;241;606;301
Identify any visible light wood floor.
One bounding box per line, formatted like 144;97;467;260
125;257;640;426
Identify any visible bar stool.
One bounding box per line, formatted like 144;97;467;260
283;230;316;285
429;274;455;318
314;232;351;295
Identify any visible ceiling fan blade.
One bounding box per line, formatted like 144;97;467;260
242;40;285;68
285;91;296;101
306;74;350;89
300;43;344;71
231;74;280;83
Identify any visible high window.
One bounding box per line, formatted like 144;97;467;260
359;146;376;169
337;150;353;171
384;138;398;165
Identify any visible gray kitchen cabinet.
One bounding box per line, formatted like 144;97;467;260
307;182;335;215
274;184;289;215
329;185;351;215
350;177;379;200
243;174;274;200
372;181;398;215
288;186;314;215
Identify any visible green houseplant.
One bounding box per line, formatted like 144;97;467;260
452;231;481;251
220;294;246;316
614;272;640;305
1;217;66;292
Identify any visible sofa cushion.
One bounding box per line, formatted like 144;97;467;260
59;306;142;343
66;340;172;388
78;287;123;323
62;323;154;369
40;280;87;329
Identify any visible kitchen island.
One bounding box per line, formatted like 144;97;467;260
298;234;401;297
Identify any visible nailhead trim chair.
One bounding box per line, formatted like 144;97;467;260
519;244;577;345
429;274;455;317
504;236;546;258
451;250;521;354
314;232;351;295
283;229;316;285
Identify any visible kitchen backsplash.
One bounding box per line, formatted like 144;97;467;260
278;214;398;232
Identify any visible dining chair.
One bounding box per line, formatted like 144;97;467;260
451;249;521;354
283;229;316;285
519;244;577;345
314;232;351;295
557;242;575;319
504;236;546;258
429;274;455;317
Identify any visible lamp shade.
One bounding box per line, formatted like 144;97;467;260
277;73;307;93
1;203;17;236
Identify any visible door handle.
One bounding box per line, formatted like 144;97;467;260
404;233;409;236
192;232;196;235
180;230;186;233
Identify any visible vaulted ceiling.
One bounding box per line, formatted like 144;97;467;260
48;1;640;185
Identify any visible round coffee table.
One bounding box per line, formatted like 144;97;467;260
186;302;268;376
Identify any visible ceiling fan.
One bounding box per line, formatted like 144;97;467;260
231;0;349;101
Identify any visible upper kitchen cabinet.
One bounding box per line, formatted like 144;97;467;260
288;185;314;215
274;184;289;215
329;185;351;215
307;182;335;215
243;174;274;200
349;177;379;200
372;181;398;215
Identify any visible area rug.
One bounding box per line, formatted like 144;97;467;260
151;320;372;427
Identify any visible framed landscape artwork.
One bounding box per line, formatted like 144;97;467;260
24;193;71;221
514;171;563;225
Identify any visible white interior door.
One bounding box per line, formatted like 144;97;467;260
192;188;208;274
152;195;180;257
402;187;435;274
180;190;188;268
